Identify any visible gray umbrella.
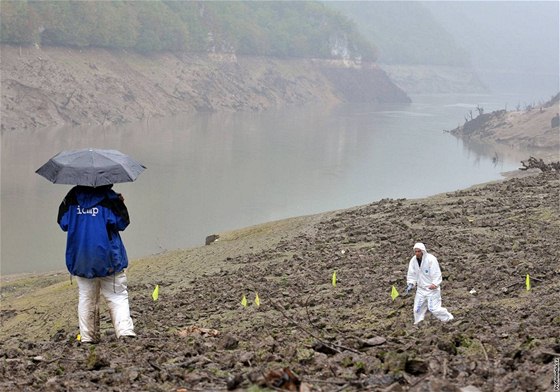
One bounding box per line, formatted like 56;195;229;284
36;148;146;187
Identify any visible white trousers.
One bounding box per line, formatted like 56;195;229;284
76;272;135;342
413;290;453;324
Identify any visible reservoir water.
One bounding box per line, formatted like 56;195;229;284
1;94;525;275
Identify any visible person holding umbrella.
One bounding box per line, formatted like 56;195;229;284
37;148;145;343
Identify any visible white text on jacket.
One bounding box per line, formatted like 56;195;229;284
77;206;99;217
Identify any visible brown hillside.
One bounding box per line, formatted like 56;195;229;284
0;45;409;131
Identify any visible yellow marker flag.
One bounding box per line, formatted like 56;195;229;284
76;334;81;342
391;285;399;301
152;284;159;301
254;292;261;307
526;274;531;291
332;270;337;287
241;294;248;307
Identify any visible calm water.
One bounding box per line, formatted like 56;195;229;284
1;94;523;275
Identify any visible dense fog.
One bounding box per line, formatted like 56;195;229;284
423;1;559;96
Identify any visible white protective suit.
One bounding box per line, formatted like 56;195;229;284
76;272;135;342
407;242;453;324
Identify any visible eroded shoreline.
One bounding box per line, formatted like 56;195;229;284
1;168;558;391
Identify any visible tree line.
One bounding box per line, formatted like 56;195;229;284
0;1;377;61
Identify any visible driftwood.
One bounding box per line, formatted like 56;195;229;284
268;298;361;355
519;157;560;172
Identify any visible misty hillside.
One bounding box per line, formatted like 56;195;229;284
424;1;559;76
326;1;470;67
0;1;376;61
424;1;559;95
328;1;559;96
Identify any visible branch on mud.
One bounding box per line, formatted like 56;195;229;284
148;360;163;371
306;378;349;386
541;351;560;357
268;298;361;355
477;339;489;362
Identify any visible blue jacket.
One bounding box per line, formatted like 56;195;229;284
58;185;130;278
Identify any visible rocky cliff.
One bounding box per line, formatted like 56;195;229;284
0;45;409;131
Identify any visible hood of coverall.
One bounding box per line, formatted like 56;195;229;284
413;242;428;261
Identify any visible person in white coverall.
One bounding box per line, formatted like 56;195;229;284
405;242;453;324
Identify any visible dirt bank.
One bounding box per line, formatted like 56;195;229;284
450;94;560;163
381;64;487;94
1;169;559;391
0;45;409;131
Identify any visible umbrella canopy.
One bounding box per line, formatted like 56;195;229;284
36;148;146;187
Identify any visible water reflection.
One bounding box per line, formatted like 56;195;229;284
1;95;520;275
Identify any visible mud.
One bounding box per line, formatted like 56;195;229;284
0;45;408;131
1;169;559;391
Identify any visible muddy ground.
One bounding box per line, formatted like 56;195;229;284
1;168;559;391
